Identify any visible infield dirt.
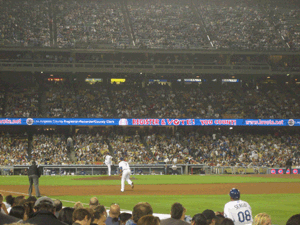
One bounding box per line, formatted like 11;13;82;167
1;174;299;196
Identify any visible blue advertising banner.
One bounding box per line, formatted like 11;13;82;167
0;118;300;126
270;169;300;174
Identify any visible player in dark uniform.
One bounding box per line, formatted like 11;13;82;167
28;161;41;197
285;157;293;174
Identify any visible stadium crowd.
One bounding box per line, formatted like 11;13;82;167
0;81;299;119
128;0;208;49
55;0;130;48
0;194;299;225
1;128;299;171
198;0;288;51
0;0;299;50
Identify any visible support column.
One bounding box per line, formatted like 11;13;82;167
27;131;33;161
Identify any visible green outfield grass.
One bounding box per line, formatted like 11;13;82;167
1;174;300;186
1;175;299;225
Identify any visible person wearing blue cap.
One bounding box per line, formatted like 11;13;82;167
223;188;253;225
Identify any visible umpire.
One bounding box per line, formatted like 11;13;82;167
28;161;41;197
285;157;293;174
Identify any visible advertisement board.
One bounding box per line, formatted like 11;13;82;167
0;118;300;126
270;169;299;174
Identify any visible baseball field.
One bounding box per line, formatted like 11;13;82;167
1;174;300;225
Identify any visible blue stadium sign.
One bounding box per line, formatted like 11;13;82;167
0;118;299;126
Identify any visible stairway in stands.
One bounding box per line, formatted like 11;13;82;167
120;0;135;47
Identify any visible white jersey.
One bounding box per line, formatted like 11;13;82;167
224;200;253;225
105;155;112;164
119;161;130;171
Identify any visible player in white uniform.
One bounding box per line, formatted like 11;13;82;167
105;153;113;176
224;188;253;225
118;159;134;192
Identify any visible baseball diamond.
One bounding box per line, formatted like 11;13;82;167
0;174;300;225
1;175;300;196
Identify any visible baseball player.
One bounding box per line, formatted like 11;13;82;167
118;159;134;192
105;153;113;176
224;188;253;225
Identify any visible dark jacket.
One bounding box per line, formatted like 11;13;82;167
106;216;120;225
25;210;67;225
286;158;293;166
160;218;190;225
0;212;19;225
28;164;41;177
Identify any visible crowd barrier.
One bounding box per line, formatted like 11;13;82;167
0;165;275;176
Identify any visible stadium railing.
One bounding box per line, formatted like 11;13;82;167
6;165;270;176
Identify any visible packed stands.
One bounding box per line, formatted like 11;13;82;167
44;82;79;118
76;83;113;118
0;0;50;47
1;0;299;50
0;80;299;119
55;0;130;48
197;0;288;50
1;129;299;168
128;0;208;49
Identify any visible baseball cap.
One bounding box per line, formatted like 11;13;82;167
229;188;240;200
202;209;216;220
34;196;54;207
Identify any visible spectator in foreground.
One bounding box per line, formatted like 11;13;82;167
89;197;100;210
26;196;37;204
25;198;36;220
202;209;217;225
92;205;107;225
0;194;9;214
25;196;66;225
0;206;19;225
106;203;120;225
191;213;208;225
73;208;92;225
125;202;153;225
74;202;84;210
215;215;225;225
253;213;271;225
9;206;26;221
14;196;26;206
286;214;300;225
160;202;189;225
137;215;160;225
119;213;131;225
220;218;234;225
58;207;75;225
54;199;63;217
4;194;14;213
